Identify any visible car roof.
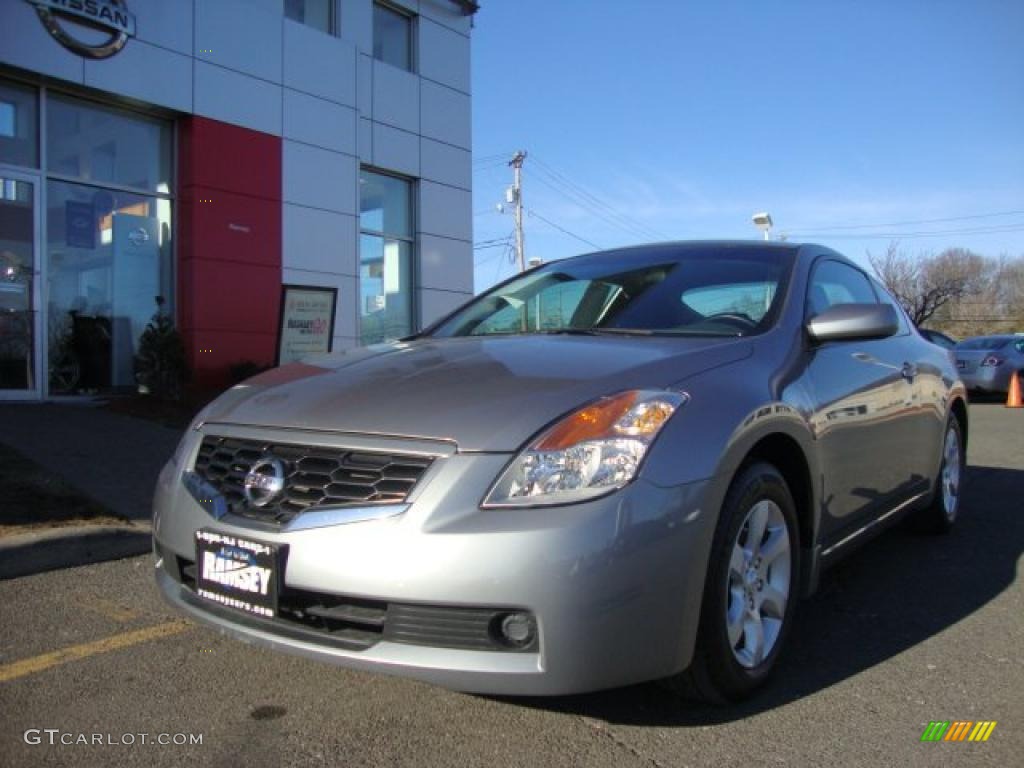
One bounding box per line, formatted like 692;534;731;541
954;335;1019;348
957;335;1018;344
543;240;820;268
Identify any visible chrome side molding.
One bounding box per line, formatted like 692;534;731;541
820;492;927;558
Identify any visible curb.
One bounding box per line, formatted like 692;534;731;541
0;524;152;580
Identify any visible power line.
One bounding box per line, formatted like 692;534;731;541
526;171;654;242
786;209;1024;234
474;244;512;265
473;151;517;165
473;160;512;172
786;223;1024;240
526;166;664;242
527;208;602;250
532;157;661;237
530;156;669;240
474;233;514;250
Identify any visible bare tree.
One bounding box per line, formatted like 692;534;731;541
868;242;988;327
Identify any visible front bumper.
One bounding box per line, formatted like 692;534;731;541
153;425;719;695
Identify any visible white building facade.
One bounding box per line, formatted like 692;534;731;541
0;0;475;395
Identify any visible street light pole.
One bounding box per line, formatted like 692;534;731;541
752;212;773;241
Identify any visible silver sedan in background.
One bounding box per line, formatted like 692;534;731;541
153;241;967;702
955;334;1024;394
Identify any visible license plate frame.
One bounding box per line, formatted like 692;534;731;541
195;530;281;619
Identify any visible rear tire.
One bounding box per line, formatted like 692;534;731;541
915;415;964;534
664;462;800;703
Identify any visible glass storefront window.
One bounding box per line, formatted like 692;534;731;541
359;169;413;345
46;95;172;193
359;234;412;344
0;177;37;390
46;180;173;393
0;81;39;168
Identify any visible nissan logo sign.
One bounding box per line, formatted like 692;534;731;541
27;0;136;60
244;457;287;509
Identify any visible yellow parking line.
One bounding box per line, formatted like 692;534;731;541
0;621;191;683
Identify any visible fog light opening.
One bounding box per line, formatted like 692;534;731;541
494;612;536;649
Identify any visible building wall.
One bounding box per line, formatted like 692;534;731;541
0;0;474;387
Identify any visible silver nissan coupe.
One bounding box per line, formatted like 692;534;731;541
153;241;967;702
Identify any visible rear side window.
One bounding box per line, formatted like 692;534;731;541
807;260;877;318
681;282;777;324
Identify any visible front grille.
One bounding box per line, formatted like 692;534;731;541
171;556;536;653
193;436;433;524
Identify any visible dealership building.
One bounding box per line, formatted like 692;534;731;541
0;0;476;398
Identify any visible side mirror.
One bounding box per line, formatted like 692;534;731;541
806;303;899;343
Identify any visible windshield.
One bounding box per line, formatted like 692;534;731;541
431;245;795;338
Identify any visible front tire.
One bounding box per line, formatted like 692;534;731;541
915;415;964;534
665;462;800;703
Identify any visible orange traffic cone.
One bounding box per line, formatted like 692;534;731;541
1007;371;1023;408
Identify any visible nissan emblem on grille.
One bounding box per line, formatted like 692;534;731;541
244;457;286;508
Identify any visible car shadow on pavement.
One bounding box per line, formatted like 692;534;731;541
491;464;1023;726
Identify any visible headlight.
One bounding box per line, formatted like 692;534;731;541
483;389;687;508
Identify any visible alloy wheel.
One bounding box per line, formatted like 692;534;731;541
725;499;792;668
941;426;961;521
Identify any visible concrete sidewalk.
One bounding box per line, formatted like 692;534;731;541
0;401;181;577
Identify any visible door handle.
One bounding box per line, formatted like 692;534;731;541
901;362;918;380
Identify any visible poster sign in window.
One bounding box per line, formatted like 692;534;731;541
65;200;95;249
276;285;337;365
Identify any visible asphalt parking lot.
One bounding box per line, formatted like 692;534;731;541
0;403;1021;768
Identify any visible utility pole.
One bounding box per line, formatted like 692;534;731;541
509;151;527;272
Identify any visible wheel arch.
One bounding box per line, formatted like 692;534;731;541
950;396;968;452
713;419;822;597
740;433;814;557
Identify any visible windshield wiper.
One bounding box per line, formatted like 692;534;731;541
532;328;653;336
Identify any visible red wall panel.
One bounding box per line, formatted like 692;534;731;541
186;260;281;334
177;117;281;389
179;117;281;199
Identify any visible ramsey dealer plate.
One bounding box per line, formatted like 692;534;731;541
195;530;280;618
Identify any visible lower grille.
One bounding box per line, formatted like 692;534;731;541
386;604;504;651
171;556;535;653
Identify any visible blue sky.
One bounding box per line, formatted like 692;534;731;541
469;0;1024;291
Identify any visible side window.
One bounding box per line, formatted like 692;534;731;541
870;278;910;334
471;280;595;334
807;260;877;318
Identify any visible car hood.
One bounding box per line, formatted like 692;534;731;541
202;335;752;451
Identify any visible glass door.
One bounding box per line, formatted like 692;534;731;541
0;169;41;399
